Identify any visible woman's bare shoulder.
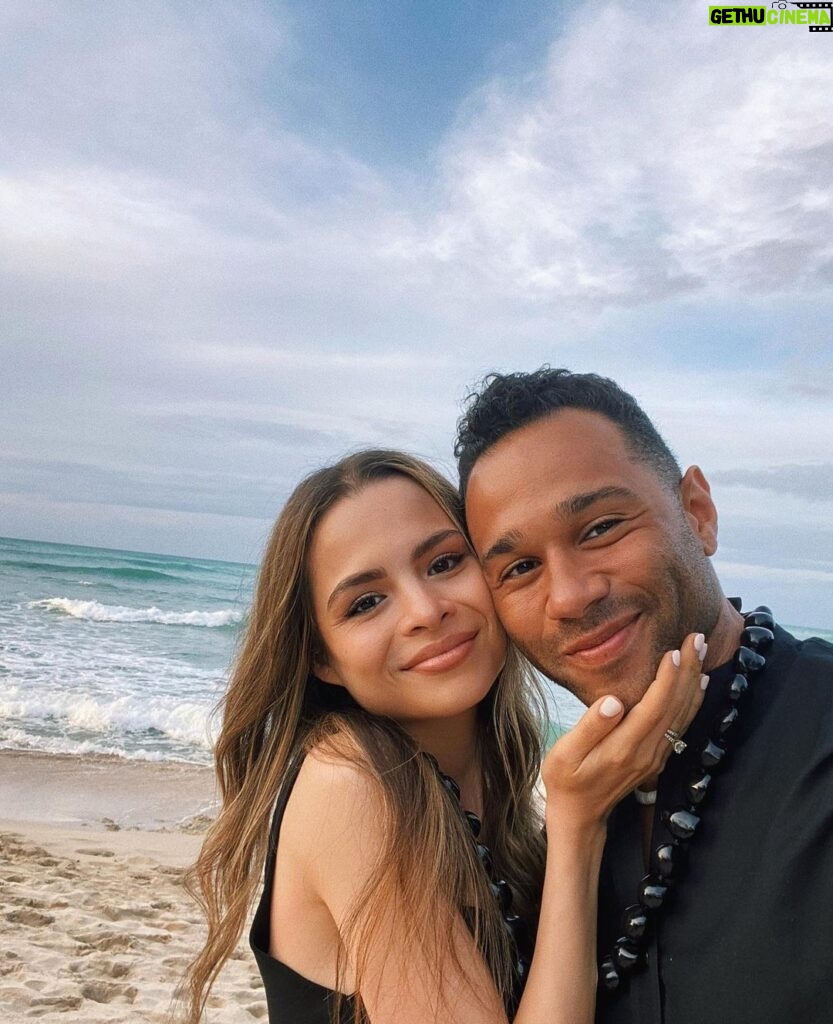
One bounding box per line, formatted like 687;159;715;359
294;741;379;813
279;735;386;896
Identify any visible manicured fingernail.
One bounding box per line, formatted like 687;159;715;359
671;649;681;667
694;633;705;652
600;696;623;718
700;674;710;691
696;636;708;663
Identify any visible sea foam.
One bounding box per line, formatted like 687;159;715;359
0;685;216;750
0;727;200;763
30;598;244;628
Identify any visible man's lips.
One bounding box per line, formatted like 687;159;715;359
402;630;479;673
560;612;642;664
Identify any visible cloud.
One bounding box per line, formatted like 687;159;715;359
417;1;833;309
0;2;293;186
4;0;832;350
6;0;828;391
185;344;460;374
714;556;833;630
0;490;273;564
709;463;833;503
780;336;833;398
169;415;338;450
714;560;833;586
0;453;289;520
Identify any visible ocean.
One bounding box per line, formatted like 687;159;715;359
0;536;255;764
2;536;830;766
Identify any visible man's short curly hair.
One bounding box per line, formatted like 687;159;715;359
454;367;682;498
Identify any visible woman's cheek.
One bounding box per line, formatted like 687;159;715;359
460;563;496;609
355;620;391;679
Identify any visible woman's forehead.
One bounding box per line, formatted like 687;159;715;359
310;477;456;580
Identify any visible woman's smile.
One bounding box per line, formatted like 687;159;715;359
400;629;480;673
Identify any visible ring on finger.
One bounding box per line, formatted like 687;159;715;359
664;728;687;755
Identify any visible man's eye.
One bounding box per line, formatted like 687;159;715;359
346;594;384;617
428;552;465;575
501;558;539;582
585;519;622;540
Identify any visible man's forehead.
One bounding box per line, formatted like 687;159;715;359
467;411;633;500
471;479;641;556
492;408;627;460
463;413;669;553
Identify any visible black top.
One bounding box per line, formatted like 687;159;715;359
250;754;355;1024
595;625;833;1024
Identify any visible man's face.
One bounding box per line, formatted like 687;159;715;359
464;409;721;709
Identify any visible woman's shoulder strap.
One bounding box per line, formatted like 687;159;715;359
263;747;308;880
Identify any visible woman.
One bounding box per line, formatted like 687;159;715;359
184;450;706;1024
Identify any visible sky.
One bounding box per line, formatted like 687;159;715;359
2;0;832;627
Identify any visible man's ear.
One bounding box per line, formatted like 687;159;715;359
679;466;718;556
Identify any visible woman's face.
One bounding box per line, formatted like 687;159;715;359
308;476;506;730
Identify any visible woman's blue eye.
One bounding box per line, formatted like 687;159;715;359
428;552;465;575
346;594;383;617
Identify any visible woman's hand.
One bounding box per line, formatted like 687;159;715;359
540;632;708;832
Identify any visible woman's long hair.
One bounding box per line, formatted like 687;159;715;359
183;450;547;1023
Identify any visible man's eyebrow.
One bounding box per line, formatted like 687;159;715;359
554;486;639;519
482;531;524;564
326;529;462;610
480;487;638;565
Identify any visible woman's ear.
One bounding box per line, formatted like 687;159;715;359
679;466;718;556
311;627;345;686
312;651;344;687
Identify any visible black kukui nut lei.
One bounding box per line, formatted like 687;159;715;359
422;753;532;1018
598;602;775;996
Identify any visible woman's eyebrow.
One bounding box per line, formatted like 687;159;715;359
411;528;462;562
327;569;385;610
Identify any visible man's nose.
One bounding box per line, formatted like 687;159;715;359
542;554;609;622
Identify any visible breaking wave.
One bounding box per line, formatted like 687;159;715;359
0;685;216;760
30;598;244;628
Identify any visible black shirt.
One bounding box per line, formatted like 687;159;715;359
595;625;833;1024
250;754;354;1024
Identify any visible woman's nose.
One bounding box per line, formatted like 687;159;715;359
398;582;452;633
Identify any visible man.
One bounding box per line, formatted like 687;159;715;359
455;367;833;1024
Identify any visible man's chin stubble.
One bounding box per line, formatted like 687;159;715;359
525;637;667;710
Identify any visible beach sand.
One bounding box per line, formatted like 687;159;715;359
0;751;265;1023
